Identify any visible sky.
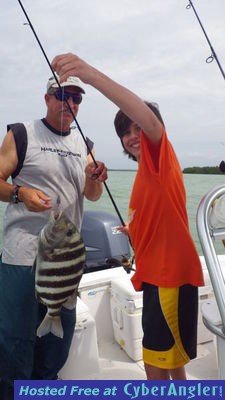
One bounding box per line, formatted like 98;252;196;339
1;0;225;170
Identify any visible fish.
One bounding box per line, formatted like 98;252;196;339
35;207;85;339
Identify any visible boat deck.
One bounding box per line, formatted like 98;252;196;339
85;339;218;380
58;262;222;381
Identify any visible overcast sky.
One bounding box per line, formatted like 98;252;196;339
1;0;225;169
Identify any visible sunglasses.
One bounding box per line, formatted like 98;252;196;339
50;89;82;105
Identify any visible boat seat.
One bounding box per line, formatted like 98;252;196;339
201;299;222;326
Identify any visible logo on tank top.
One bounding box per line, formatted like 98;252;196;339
41;146;81;158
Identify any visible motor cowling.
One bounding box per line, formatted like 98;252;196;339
81;210;131;273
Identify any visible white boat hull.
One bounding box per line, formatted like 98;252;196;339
58;256;224;380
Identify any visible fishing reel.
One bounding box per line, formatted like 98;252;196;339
105;255;135;273
219;161;225;173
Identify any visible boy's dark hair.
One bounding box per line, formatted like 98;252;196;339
114;101;165;161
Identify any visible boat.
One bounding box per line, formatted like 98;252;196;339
55;190;225;381
197;185;225;380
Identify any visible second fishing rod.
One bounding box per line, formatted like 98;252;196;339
186;0;225;81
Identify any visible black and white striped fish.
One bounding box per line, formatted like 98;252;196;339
35;208;85;339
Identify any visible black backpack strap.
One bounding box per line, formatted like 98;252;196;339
7;123;28;179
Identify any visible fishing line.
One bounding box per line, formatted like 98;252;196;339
60;87;65;136
186;1;225;81
17;0;126;228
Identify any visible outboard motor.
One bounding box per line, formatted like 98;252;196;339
81;210;131;273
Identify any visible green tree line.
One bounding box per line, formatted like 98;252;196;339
183;166;222;174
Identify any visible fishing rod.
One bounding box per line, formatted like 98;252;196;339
186;1;225;81
17;0;126;228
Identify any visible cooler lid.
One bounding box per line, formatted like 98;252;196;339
79;267;127;289
111;276;143;302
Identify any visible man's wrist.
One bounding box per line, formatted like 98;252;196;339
11;185;22;203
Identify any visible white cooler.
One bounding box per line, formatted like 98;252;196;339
58;297;100;379
110;269;214;363
110;277;143;361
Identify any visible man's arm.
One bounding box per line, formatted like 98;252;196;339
51;53;163;143
0;130;52;211
0;130;19;202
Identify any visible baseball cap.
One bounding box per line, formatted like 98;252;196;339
47;74;85;94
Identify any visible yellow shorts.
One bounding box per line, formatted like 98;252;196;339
142;283;198;369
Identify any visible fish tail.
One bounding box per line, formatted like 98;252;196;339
37;314;64;339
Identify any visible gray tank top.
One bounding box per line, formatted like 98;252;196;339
2;119;89;266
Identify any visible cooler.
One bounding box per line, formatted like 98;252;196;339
110;277;143;361
79;267;128;343
58;297;100;379
110;266;214;364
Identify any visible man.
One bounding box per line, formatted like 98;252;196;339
52;53;204;380
0;74;107;399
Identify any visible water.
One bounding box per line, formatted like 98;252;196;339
84;171;225;255
1;172;225;255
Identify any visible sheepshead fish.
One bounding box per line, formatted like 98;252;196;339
35;208;85;339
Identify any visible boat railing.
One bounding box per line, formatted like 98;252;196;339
196;185;225;334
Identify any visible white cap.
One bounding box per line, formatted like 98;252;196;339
47;74;85;94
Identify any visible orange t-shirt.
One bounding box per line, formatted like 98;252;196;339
129;128;204;291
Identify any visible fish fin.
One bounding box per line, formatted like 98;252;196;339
37;314;64;339
63;289;79;310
